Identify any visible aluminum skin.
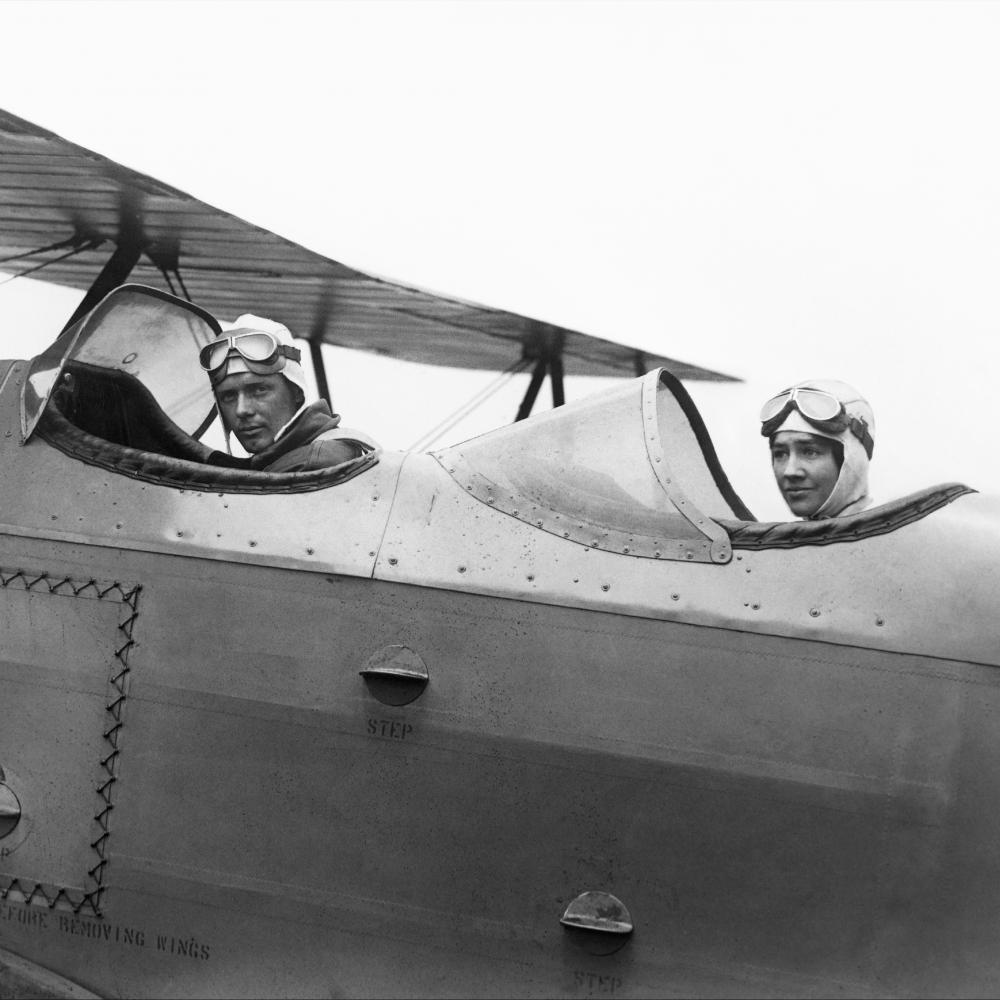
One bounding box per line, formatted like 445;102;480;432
0;319;999;997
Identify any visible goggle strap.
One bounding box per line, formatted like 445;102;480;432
850;416;875;458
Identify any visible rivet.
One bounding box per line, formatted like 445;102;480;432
809;608;820;618
623;546;630;553
372;495;379;502
176;531;184;538
601;584;610;592
745;567;751;573
487;497;495;504
563;532;569;538
249;540;257;547
115;523;122;529
388;557;398;566
537;520;543;527
306;548;315;555
875;616;885;626
671;593;680;601
654;551;661;558
527;575;534;582
685;552;694;560
513;509;519;516
458;566;467;573
751;602;760;610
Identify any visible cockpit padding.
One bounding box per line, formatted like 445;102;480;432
39;362;377;493
721;483;975;549
53;361;226;463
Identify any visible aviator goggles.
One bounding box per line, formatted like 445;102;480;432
760;386;874;458
199;331;301;376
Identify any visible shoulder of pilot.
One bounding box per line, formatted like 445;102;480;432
313;426;380;453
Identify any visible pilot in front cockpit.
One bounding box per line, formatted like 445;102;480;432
200;314;378;472
761;379;875;520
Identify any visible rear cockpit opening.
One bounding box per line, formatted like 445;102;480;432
434;367;974;557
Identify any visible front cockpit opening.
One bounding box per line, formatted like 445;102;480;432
22;285;377;493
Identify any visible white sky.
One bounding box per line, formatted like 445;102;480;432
0;0;998;519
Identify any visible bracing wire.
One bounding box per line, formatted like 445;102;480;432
0;241;102;287
158;265;178;297
173;269;192;302
157;264;192;302
408;358;531;452
0;235;83;265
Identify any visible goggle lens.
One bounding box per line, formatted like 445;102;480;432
236;332;280;362
760;392;792;423
202;341;233;372
199;331;282;372
759;387;844;423
793;389;842;421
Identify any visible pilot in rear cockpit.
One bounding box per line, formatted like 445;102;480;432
760;379;875;520
200;314;377;472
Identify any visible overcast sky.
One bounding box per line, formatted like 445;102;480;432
0;0;998;519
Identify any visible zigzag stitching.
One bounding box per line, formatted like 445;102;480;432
0;568;141;916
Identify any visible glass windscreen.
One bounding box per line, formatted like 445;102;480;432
22;284;222;441
435;369;740;562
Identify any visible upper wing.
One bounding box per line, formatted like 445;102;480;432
0;108;737;381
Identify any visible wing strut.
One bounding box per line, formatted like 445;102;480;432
60;186;148;333
514;322;566;421
60;238;142;333
309;339;331;407
307;292;334;407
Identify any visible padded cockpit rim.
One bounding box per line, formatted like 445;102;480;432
36;404;377;493
657;369;757;521
720;483;975;549
57;359;224;463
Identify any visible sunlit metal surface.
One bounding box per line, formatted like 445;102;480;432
3;298;1000;997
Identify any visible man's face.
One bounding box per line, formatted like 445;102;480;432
214;372;300;453
769;431;841;517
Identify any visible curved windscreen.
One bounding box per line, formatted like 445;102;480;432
22;284;222;442
434;369;749;563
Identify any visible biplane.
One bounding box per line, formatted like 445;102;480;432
1;109;999;1000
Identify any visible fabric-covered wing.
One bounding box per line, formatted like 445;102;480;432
0;108;737;381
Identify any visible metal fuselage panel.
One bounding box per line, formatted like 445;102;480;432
376;452;1000;668
1;361;997;669
1;534;998;998
0;362;398;579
